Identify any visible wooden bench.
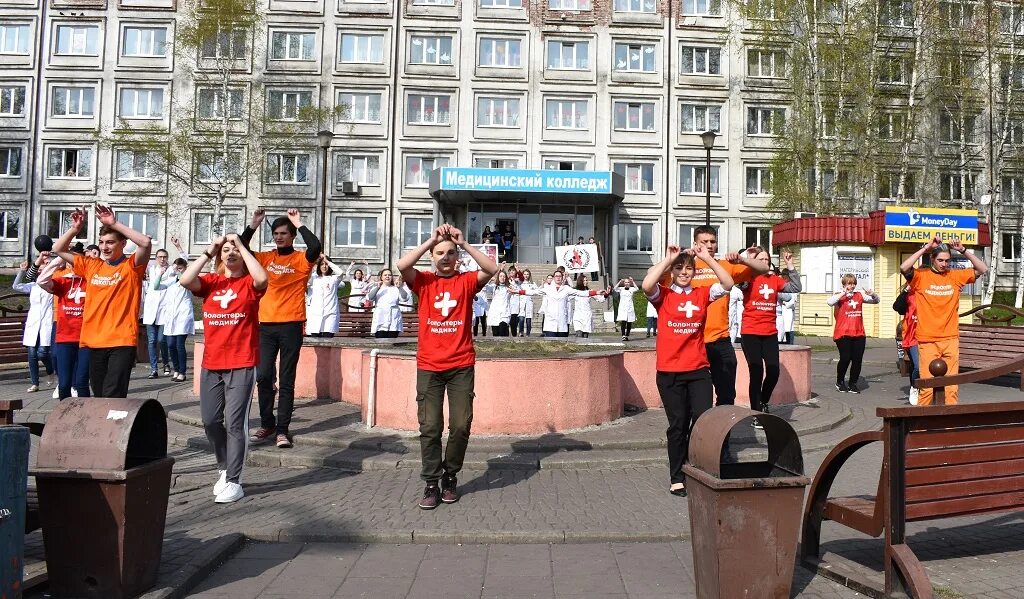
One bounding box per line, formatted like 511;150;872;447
956;304;1024;390
1;400;41;535
0;293;29;364
335;299;418;338
801;400;1024;598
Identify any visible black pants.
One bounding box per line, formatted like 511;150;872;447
620;321;632;337
89;346;136;398
836;336;866;386
417;367;475;482
706;338;738;406
310;332;334;338
543;331;569;338
656;370;713;485
256;321;303;434
374;330;399;338
474;315;487;336
491;322;509;337
509;314;520;337
740;334;780;411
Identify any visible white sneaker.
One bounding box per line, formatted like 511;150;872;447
52;387;59;399
71;387;78;398
213;470;227;496
214;482;244;504
909;387;920;406
26;385;38;393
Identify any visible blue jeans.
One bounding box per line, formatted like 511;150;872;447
52;342;91;399
27;343;53;386
147;324;169;372
167;335;188;375
907;344;920;386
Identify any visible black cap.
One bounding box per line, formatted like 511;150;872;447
70;242;85;254
34;235;53;252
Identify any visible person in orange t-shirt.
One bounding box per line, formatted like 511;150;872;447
899;236;987;405
53;204;152;398
689;225;768;407
239;208;321;449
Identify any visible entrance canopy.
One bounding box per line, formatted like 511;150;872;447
429;167;625;206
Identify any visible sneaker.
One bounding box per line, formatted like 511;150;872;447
440;474;459;504
276;433;293;449
847;382;860;394
670;483;687;497
419;484;441;510
214;482;244;504
835;381;848;393
148;371;159;379
213;470;228;496
622;336;628;341
70;387;78;398
250;427;275;444
163;366;172;376
174;373;186;382
909;386;920;406
26;385;38;393
52;387;59;399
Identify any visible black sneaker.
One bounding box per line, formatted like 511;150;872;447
847;382;860;394
147;371;159;379
440;474;459;504
835;381;849;393
419;484;441;510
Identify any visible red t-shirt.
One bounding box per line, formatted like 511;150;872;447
903;292;918;347
741;274;788;336
832;292;870;340
196;273;265;370
49;275;86;344
650;284;715;373
411;270;479;372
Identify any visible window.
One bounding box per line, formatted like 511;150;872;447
414;0;455;4
613;101;655;131
197;88;244;119
1004;119;1024;144
268;90;313;120
114;149;160;180
0;209;18;240
547;40;589;70
481;0;523;6
1002;176;1024;203
201;29;247;59
878;172;916;200
879;55;909;84
1000;59;1024;90
120;211;159;241
336;154;380;185
1002;233;1020;261
474;157;519;168
197;151;242;182
680;46;721;75
821;108;850;138
680;103;721;133
337;92;382;123
0;86;26;116
681;0;721;15
747;107;785;135
47;148;92;178
123;27;167;57
340;33;384;63
613;162;654;192
410;35;453;65
940;172;975;202
192;212;242;244
0;24;30;54
746;167;772;195
266;153;310;184
806;168;847;196
939;55;974;86
1001;5;1024;34
940;112;977;143
406;156;448;187
407;94;452;125
403;217;433;248
477;97;520;127
334;216;378;247
747;0;778;19
679;164;720;194
618;223;653;252
52;86;95;117
614;43;656;72
877;111;907;139
271;31;315;61
940;1;974;28
479;38;521;68
880;0;914;26
55;25;100;56
119;88;164;118
614;0;657;11
549;0;592;9
0;147;21;177
744;226;771;249
747;49;787;78
679;224;718;247
545;99;588;129
45;209;88;241
544;159;587;170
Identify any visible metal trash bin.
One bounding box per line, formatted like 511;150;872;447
1;424;30;599
32;398;174;599
682;406;810;599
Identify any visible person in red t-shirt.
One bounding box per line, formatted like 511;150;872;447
827;274;879;394
739;248;801;415
398;224;498;510
180;233;268;504
642;244;734;497
37;247;90;399
893;285;919;404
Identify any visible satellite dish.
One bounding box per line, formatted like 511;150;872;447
979;194;992;205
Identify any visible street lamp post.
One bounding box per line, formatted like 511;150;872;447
700;130;718;227
317;130;335;247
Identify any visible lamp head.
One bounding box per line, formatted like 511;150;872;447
700;130;718;150
317;130;334;149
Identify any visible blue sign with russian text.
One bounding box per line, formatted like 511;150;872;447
432;168;617;195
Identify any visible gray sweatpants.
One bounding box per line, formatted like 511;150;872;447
200;368;256;484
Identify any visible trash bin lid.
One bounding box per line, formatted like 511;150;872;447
688;406;803;478
36;398;168;471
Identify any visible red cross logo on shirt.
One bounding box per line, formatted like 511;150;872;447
847;298;859;309
678;301;701;318
758;284;775;300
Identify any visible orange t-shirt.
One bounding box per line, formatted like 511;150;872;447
908;267;975;342
254;249;313;323
692;259;754;342
73;255;146;349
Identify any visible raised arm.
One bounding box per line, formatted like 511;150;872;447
397;226;444;287
725;246;770;274
52;206;87;266
179;237;222;293
900;236;939;276
36;256;65;294
286;209;322;263
12;262;30;293
642;246;680;296
780;251;802;293
950;238;988;276
239;208;265;249
450;226;498;288
230;233;267;290
861;288;880;304
697;245;733;291
826;291;846;306
95;204;152;267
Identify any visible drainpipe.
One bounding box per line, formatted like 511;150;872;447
663;0;674;248
385;4;403;266
27;0;49;255
366;348;379;429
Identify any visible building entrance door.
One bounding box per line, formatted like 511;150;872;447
541;219;573;263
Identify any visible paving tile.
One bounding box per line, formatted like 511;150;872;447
332;576;414;598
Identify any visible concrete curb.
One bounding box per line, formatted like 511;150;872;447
244;528;690;545
138;533;245;599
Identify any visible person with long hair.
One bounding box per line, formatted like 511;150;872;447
518;268;537;336
739;248;801;417
828;274;879;393
515;271;607;336
571;274;606;338
343;260;370;312
155;258;196;382
37;247;89;399
485;269;514;337
893;284;919;404
507;266;522;336
180;234;268;504
472;291;488;336
642;244;734;497
307;254;344;338
614;277;639;341
142;246;174;378
367;268;409;338
14;253;54;393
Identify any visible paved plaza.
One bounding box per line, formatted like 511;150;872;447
7;341;1024;598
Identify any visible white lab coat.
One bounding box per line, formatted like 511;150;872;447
519;281;538;319
729;286;744;342
344;264;370;309
14;270;54;347
777;293;797;342
615;286;638;322
368;284;409;333
307;262;343;335
143;263;180;326
571;291;605;334
155;276;195;336
485;283;514;325
472;294;488;318
646;300;658;319
525;284;590;334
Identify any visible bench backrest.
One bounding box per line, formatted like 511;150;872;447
959;324;1024;367
880;402;1024;522
0;315;28;364
335;308;418;338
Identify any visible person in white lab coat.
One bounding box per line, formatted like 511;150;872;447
614;277;639;341
517;268;538;337
484;270;514;337
515;271;607;337
343;261;370;312
14;254;55;392
307;255;343;337
472;292;489;336
367;268;409;338
154;258;195;382
728;285;744;343
571;274;606;338
645;298;658;338
537;274;553;332
143;245;178;377
777;293;797;344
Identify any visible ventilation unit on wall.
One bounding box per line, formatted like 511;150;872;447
341;182;360;195
793;211;817;219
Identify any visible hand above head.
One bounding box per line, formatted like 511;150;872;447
447;226;466;246
666;245;682;262
208;235;226;256
69;206;88;233
224;233;241;245
286;208;303;228
19;260;28;270
724;251;741;263
693;244;712;261
745;245;760;257
35;251;50;266
250;208;266;229
782;251;795;268
95;203;117;226
950;237;966;253
928;235;942;250
171;236;182;251
863;288;875;296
